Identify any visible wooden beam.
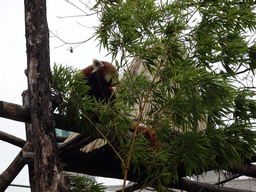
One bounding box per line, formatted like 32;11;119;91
228;162;256;178
56;136;68;143
0;100;94;134
170;178;253;192
0;101;30;123
58;135;96;157
0;128;68;148
0;130;26;148
0;142;33;191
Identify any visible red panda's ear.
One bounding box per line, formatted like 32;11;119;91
92;59;104;73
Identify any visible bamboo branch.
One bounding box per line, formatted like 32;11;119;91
122;59;163;192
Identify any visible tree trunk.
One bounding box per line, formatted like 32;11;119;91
24;0;69;191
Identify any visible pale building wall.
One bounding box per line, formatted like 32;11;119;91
126;56;207;131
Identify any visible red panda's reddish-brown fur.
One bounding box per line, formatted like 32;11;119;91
81;59;118;103
81;59;158;149
137;126;158;150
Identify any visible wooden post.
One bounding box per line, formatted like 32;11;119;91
24;0;69;191
22;90;36;192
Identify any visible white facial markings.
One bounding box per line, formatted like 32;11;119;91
92;59;104;73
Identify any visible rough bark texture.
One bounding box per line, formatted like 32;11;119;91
22;90;36;192
24;0;68;191
0;100;30;123
0;130;26;148
0;100;95;133
0;142;33;191
172;178;254;192
228;162;256;178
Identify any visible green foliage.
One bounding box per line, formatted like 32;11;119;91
51;64;98;134
51;63;92;111
93;0;256;190
51;63;133;137
194;0;256;74
57;0;256;191
68;174;106;192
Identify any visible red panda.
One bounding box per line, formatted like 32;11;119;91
81;59;158;149
81;59;118;103
137;126;158;149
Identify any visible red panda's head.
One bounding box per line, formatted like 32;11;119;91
92;59;105;73
92;59;118;86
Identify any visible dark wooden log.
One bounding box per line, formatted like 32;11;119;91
116;183;142;192
24;0;69;191
61;145;252;192
228;162;256;178
214;174;241;185
0;130;26;148
170;178;253;192
0;142;33;191
0;100;94;133
0;127;67;148
0;101;30;123
58;135;96;157
60;144;126;180
56;136;68;143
